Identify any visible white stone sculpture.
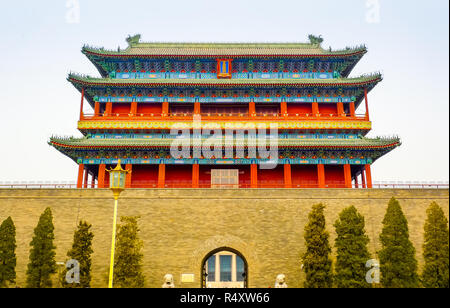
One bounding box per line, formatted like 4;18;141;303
275;274;288;288
162;274;175;288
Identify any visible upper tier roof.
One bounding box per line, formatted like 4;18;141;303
83;42;367;57
81;35;367;77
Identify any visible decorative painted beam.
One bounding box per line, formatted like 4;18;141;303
77;119;372;131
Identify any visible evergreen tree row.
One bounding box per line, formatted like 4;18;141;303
0;208;145;288
301;198;449;288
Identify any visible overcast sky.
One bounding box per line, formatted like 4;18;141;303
0;0;448;183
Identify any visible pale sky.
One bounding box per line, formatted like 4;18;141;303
0;0;448;183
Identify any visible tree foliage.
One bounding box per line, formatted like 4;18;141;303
379;197;419;288
113;216;145;288
302;203;333;288
0;217;16;287
422;202;449;288
61;221;94;288
26;207;57;288
334;206;371;288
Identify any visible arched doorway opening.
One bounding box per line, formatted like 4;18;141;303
201;247;248;288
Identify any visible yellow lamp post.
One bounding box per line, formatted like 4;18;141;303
106;160;130;288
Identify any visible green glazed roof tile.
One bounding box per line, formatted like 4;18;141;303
68;73;382;88
50;136;400;149
82;42;367;57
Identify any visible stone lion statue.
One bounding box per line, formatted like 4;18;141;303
275;274;288;288
162;274;175;288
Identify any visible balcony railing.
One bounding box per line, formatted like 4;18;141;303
0;181;448;189
81;113;368;121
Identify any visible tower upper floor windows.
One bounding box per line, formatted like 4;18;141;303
108;59;343;80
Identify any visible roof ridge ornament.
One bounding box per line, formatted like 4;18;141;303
308;34;324;45
126;34;141;46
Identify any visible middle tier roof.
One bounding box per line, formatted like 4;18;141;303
68;73;382;109
69;73;381;88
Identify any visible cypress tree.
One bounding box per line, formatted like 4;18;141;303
113;216;145;288
422;202;449;288
301;203;333;288
0;217;16;287
379;197;419;288
26;207;57;288
61;221;94;288
334;206;371;288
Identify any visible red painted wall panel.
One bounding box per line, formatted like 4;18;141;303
202;104;248;115
287;103;312;115
255;104;280;115
137;103;162;115
111;103;131;116
258;165;284;187
169;104;194;115
291;165;318;188
166;165;192;187
324;165;345;188
131;165;159;188
319;103;338;116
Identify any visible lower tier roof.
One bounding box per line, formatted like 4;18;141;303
50;136;399;149
50;136;400;164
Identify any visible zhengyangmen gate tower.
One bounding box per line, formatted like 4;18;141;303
50;35;400;189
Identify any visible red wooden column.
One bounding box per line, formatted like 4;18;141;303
284;164;292;188
337;102;345;117
312;102;320;116
79;88;85;120
77;164;85;188
365;164;373;188
105;102;112;116
249;101;256;117
364;88;370;121
162;101;169;117
349;102;356;118
343;164;352;188
194;102;201;115
192;164;199;188
317;164;325;188
280;101;288;117
125;164;132;188
94;101;100;117
83;167;89;189
97;164;106;188
130;101;138;116
158;164;166;188
250;164;258;188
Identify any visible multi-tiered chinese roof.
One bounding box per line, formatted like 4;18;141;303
50;34;400;189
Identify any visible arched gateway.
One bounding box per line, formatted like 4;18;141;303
201;248;248;288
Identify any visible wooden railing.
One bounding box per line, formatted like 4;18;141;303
80;113;369;121
1;181;448;189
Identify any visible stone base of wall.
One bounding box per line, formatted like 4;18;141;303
0;188;448;288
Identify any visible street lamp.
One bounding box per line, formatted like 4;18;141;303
106;159;130;288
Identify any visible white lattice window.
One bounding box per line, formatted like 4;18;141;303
211;169;239;188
